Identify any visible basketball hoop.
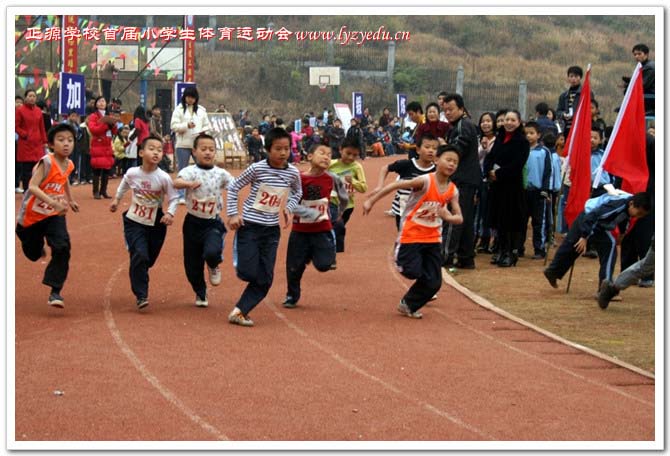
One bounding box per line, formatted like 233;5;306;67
318;75;330;92
309;67;339;92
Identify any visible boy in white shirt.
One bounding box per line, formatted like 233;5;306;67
110;135;179;310
174;134;234;307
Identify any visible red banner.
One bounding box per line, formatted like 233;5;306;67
183;15;195;82
62;15;78;73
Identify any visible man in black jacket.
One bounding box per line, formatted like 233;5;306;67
556;66;594;138
443;93;479;269
544;192;651;292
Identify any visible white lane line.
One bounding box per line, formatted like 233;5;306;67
385;247;653;408
103;264;229;441
267;305;495;440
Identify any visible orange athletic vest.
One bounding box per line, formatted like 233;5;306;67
399;174;456;244
17;154;74;227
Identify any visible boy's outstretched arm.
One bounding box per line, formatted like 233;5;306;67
363;176;423;215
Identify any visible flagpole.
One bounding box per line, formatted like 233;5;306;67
592;63;642;186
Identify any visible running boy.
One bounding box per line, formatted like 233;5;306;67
16;124;80;307
370;133;437;230
110;135;179;310
328;137;367;257
174;134;234;308
363;144;463;318
226;127;302;326
544;191;651;292
283;144;349;309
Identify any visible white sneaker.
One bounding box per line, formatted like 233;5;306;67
15;187;23;194
195;295;208;307
228;307;254;327
208;266;221;286
430;293;438;301
178;198;186;205
397;299;422;319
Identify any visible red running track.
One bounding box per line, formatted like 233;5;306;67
12;156;655;447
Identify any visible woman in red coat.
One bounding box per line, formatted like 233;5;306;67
132;105;150;146
87;96;118;199
415;102;450;145
15;89;47;191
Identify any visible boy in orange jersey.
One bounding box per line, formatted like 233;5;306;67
363;144;463;318
16;124;80;308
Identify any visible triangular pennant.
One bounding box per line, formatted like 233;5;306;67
153;66;161;76
80;65;87;72
36;86;43;94
19;63;27;73
91;62;97;69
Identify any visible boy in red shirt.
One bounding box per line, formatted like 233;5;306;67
283;144;348;308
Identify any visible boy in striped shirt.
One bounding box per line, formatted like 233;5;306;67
370;134;437;230
363;145;463;318
226;128;302;326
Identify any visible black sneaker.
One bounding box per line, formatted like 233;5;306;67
597;280;619;309
582;250;598;259
136;298;149;310
48;293;64;308
543;269;558;289
282;297;298;309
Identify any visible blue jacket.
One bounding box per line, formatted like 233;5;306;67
575;193;632;238
550;150;562;192
525;144;552;191
590;148;611;187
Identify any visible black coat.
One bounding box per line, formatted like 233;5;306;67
447;116;480;186
484;128;530;232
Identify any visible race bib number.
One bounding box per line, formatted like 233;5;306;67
188;195;218;219
32;195;63;216
127;196;159;226
296;198;330;224
411;202;442;228
252;183;287;214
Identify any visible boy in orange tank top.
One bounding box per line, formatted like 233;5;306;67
16;124;80;308
363;145;463;318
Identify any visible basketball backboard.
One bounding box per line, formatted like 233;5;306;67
309;67;340;88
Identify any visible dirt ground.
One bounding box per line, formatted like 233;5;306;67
450;235;655;373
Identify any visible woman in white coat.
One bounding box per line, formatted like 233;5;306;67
170;86;212;202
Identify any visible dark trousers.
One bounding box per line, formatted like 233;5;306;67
286;230;336;303
233;223;280;315
16;216;71;291
19;161;37;192
621;212;654;280
92;168;110;196
545;213;617;288
475;182;492;244
396;242;442;313
15;142;21;188
123;212;167;300
445;183;477;265
101;79;112;103
330;205;353;253
183;214;226;300
523;189;549;255
77;154;92;182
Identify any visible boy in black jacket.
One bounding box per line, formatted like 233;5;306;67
544;191;651;291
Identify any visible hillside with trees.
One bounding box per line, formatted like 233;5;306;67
15;14;655;123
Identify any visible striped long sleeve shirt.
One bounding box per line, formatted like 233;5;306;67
226;159;302;226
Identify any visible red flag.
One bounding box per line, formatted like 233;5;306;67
563;65;593;227
598;63;648;194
